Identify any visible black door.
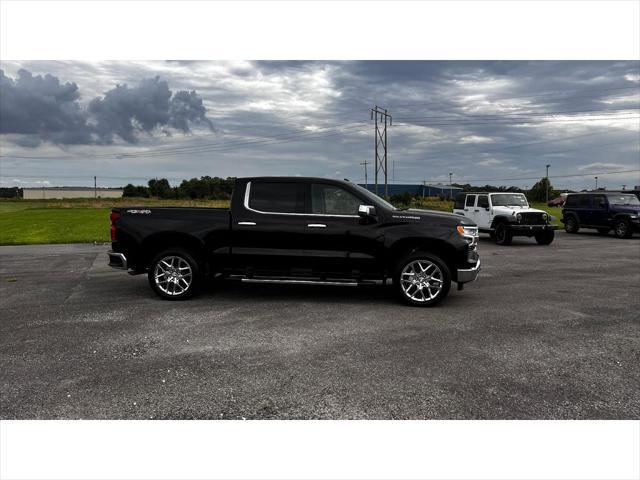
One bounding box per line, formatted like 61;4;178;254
303;182;383;279
231;180;308;276
589;194;609;226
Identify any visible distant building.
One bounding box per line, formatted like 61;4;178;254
22;187;123;200
360;183;463;198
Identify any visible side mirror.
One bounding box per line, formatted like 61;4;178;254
358;204;376;218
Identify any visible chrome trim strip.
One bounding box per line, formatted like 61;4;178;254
107;251;128;270
237;221;256;226
307;223;327;228
243;181;359;218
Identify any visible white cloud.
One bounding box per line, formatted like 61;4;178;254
459;135;495;144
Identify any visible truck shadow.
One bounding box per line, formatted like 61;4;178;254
198;279;410;306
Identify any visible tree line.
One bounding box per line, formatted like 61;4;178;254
123;176;236;200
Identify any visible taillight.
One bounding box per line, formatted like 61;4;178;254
110;211;121;241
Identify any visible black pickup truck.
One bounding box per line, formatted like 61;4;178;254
108;177;480;306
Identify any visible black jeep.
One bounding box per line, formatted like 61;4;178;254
562;191;640;238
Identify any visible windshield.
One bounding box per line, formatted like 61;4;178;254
352;184;397;210
606;194;640;206
491;193;529;207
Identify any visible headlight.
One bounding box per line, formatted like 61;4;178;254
457;225;479;245
542;213;548;220
516;213;522;222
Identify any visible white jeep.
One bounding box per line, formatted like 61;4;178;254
453;192;557;245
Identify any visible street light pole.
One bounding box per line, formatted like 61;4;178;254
545;164;550;204
595;176;598;190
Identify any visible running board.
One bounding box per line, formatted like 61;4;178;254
241;278;358;287
229;275;383;287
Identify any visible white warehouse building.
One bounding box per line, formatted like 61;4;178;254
22;187;124;200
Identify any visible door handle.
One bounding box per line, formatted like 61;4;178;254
237;222;256;226
307;223;326;228
474;209;479;212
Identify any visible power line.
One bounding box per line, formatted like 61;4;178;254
394;169;640;184
395;115;639;128
1;123;370;160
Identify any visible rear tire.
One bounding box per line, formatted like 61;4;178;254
613;219;633;239
535;230;555;245
148;248;202;300
494;223;513;246
564;216;579;233
394;252;451;307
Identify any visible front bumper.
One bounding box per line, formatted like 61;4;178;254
457;258;481;284
107;251;128;270
506;224;557;233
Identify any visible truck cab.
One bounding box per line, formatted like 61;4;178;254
453;192;557;245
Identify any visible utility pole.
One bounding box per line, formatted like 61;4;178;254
360;161;369;190
545;164;550;204
449;172;453;199
595;176;598;190
371;105;392;197
94;176;97;198
622;184;627;191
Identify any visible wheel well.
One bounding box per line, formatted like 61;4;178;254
388;238;457;274
490;216;511;229
139;233;206;269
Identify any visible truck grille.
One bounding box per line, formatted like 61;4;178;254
519;212;545;225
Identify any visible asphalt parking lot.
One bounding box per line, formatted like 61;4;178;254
1;231;639;419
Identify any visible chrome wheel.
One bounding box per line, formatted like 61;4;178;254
153;255;193;296
400;259;444;303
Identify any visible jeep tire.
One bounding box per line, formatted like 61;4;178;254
494;223;513;246
394;252;451;307
535;230;555;245
564;215;579;234
613;218;633;239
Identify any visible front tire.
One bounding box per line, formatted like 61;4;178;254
613;219;633;239
394;252;451;307
148;248;201;300
494;223;513;245
564;216;579;233
535;230;555;245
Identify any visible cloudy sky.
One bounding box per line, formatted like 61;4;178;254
0;60;638;191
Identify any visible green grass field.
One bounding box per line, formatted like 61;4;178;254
0;198;230;245
0;197;564;245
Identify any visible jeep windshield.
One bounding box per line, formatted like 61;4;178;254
491;194;529;207
606;194;640;206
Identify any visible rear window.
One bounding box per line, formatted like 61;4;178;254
454;193;466;209
565;195;589;208
248;182;304;213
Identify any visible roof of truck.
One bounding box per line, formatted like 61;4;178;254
238;176;352;183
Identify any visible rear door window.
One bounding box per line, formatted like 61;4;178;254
465;195;476;207
248;182;304;213
577;195;591;208
592;195;607;209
